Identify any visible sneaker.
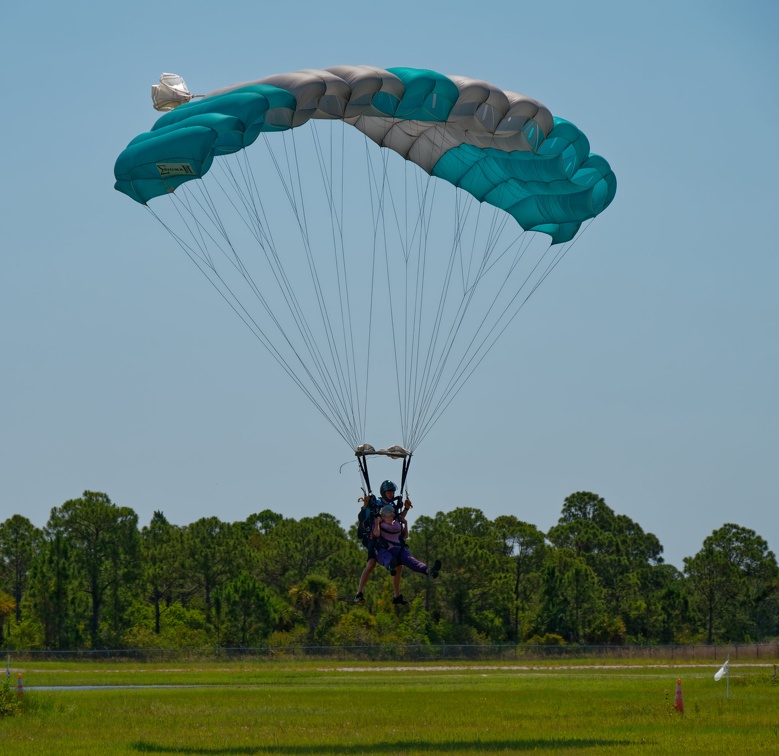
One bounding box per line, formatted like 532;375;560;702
429;559;441;579
392;594;408;605
353;592;364;604
388;556;398;576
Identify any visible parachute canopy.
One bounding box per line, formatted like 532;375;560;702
115;66;615;244
114;66;616;455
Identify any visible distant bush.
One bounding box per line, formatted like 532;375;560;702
0;678;22;717
526;633;566;646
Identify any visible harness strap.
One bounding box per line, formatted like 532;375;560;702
380;512;407;549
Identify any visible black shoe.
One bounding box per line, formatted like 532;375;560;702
392;594;408;605
429;559;441;579
389;556;398;576
353;592;364;604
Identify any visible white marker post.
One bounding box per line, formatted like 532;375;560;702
714;658;730;699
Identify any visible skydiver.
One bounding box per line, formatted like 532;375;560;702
354;480;406;605
373;504;441;593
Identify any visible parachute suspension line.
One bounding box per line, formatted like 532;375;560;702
456;195;477;294
405;145;440;449
361;124;433;446
358;120;489;452
362;128;428;444
408;184;462;449
337;122;366;445
312;122;372;445
219;154;350;424
221;148;344;420
406;161;429;450
144;203;357;447
154;123;593;455
472;225;529;282
526;218;594;298
404;123;478;450
413;232;540;442
217;149;362;448
259;129;365;447
408;163;446;451
388;144;425;447
420;230;554;420
373;145;431;450
405;164;555;447
377;142;408;445
376;132;439;451
244;147;361;433
309;121;364;443
412;226;592;449
167;178;362;449
193;136;373;449
286;127;363;442
360;132;382;448
372;128;446;452
415;128;578;446
362;132;402;440
226;154;362;447
409;125;513;449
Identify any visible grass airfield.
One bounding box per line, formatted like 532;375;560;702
3;660;778;754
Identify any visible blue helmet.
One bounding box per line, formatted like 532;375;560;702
380;480;397;496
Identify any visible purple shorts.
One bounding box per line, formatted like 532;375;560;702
376;545;428;575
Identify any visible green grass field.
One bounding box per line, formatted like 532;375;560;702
2;661;777;754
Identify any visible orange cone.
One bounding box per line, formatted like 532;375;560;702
16;672;23;698
674;678;683;714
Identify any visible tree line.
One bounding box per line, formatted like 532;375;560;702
0;490;777;650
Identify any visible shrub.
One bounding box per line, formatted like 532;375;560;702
526;633;566;646
0;678;22;717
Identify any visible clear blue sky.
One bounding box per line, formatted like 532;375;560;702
1;0;777;569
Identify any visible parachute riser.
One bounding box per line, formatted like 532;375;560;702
354;446;412;501
354;444;411;498
356;453;372;495
355;450;413;553
400;454;412;500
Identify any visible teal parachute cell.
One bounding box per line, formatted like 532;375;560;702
114;66;615;243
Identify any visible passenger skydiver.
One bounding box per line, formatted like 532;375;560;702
354;480;406;605
372;503;441;599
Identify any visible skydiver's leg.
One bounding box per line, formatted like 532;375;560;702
397;547;437;576
393;565;403;597
355;556;376;602
358;558;376;592
391;565;409;604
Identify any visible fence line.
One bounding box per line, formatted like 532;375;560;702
2;642;778;663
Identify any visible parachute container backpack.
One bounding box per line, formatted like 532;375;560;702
115;66;616;460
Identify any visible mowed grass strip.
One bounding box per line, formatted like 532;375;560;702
2;664;778;754
14;658;772;687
